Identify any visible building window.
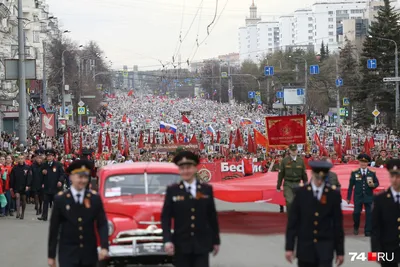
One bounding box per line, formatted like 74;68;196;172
308;24;313;27
268;33;272;36
328;11;333;15
329;38;334;42
308;30;313;33
308;36;313;40
328;25;334;29
33;31;40;43
308;17;313;21
328;18;333;22
329;31;334;36
268;48;273;52
268;28;272;31
268;43;272;46
268;38;272;41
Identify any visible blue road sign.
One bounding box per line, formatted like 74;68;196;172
264;66;274;76
367;59;377;69
310;65;320;75
276;91;284;98
343;98;350;106
335;78;343;87
65;107;69;115
296;88;304;95
248;91;255;98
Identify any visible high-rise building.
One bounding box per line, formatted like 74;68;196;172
245;0;261;26
257;21;280;56
279;16;295;48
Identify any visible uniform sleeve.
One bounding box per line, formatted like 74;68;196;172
373;172;379;188
9;168;15;190
301;160;308;183
346;172;354;201
207;186;220;245
277;159;285;189
96;196;109;250
332;191;344;256
161;186;173;243
285;190;300;251
371;195;382;252
58;163;66;184
48;195;62;259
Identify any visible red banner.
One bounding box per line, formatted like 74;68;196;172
265;114;306;146
41;113;56;137
197;161;263;183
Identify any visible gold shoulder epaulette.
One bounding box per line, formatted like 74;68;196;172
57;191;64;196
368;168;376;173
91;190;97;195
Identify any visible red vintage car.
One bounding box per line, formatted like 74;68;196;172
97;162;181;266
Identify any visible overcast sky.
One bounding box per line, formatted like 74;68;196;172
46;0;316;70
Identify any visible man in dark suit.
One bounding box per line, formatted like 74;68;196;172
39;149;66;221
47;159;109;267
285;160;344;267
347;154;380;236
371;159;400;266
161;151;220;267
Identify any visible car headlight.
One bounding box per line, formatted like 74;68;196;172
108;220;114;236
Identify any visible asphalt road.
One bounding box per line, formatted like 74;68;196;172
0;200;375;267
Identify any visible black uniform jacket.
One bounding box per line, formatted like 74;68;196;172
48;189;109;266
371;189;400;263
161;180;220;255
10;164;32;193
43;161;65;194
30;162;44;192
285;183;344;263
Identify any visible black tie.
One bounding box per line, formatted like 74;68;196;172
187;186;191;196
397;194;400;204
76;194;81;204
315;190;319;199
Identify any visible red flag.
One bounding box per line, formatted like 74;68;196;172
147;131;151;144
182;115;190;124
229;131;233;147
138;132;144;148
364;137;371;156
122;114;127;123
164;133;169;144
199;142;205;150
127;90;133;96
173;134;178;144
107;113;112;119
178;133;185;144
247;131;256;153
228;118;232;125
124;133;130;156
68;128;72;152
216;131;221;143
189;134;198;144
253;129;268;148
105;131;112;151
152;133;156;145
79;133;83;155
369;137;375;149
234;129;243;148
64;132;70;154
117;131;122;152
344;133;352;152
97;131;103;154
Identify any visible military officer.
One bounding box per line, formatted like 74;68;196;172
347;154;380;236
277;144;308;215
161;151;220;267
39;149;66;221
321;157;341;190
375;149;389;168
371;159;400;266
48;159;109;267
285;160;344;267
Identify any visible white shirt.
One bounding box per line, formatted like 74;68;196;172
291;156;297;162
70;186;85;204
311;181;325;201
183;180;197;197
390;187;400;203
360;168;368;176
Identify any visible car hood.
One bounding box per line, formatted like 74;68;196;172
104;194;165;224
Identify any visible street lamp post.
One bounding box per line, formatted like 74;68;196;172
61;49;67;118
289;56;308;115
17;0;27;144
370;35;399;128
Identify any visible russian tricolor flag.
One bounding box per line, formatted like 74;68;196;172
160;122;177;134
206;125;215;135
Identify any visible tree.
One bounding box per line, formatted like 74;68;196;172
325;44;330;57
320;41;327;61
339;37;361;122
357;0;400;127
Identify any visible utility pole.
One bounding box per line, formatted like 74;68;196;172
61;50;66;118
228;60;232;104
18;0;27;144
374;104;378;127
336;57;341;128
304;60;308;115
219;62;222;103
42;41;47;108
78;58;82;127
395;45;399;129
266;78;270;106
211;62;214;100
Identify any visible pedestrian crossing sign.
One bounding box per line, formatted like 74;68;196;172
78;107;86;115
342;98;350;106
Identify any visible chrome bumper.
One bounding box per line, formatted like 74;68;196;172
99;236;167;258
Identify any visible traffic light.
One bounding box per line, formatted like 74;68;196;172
86;107;90;115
